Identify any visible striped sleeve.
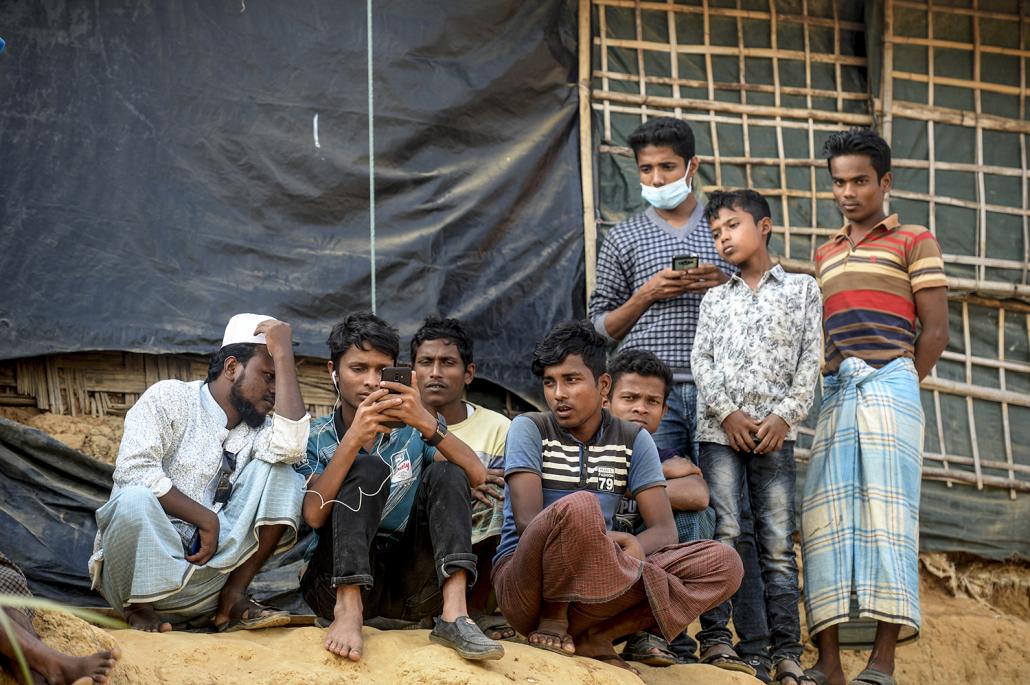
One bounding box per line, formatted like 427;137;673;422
907;229;947;292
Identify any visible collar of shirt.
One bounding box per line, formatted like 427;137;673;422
645;200;706;240
727;263;786;290
831;213;901;245
553;408;614;447
200;383;230;438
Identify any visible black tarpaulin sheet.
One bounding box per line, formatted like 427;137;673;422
0;0;583;404
0;417;312;611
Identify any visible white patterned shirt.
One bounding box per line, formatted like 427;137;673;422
691;265;822;445
111;380;308;517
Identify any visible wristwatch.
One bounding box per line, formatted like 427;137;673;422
425;423;449;447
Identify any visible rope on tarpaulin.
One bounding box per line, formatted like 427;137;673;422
367;0;377;314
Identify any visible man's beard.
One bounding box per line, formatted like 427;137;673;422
229;376;268;428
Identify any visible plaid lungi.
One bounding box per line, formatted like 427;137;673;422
0;552;33;618
801;357;923;637
470;496;504;546
492;491;741;642
90;459;303;624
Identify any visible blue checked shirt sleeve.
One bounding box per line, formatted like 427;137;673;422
690;291;738;424
772;276;824;427
588;230;632;341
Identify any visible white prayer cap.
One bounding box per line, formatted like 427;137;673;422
221;313;275;347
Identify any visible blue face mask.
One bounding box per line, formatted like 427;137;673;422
640;174;692;210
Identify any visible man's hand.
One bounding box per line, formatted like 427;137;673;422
684;263;730;292
754;414;789;454
721;409;761;452
379;370;438;436
253;319;293;360
472;467;505;506
638;268;694;304
346;388;401;447
608;530;646;561
185;511;220;565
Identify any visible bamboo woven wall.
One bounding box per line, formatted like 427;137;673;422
0;354;340;420
585;0;1030;494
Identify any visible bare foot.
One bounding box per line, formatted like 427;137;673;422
30;645;121;685
574;630;639;675
527;617;575;654
324;587;363;662
124;604;171;633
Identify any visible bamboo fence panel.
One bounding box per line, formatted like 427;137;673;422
586;0;1030;494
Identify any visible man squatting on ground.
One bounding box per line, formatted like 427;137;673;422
90;314;310;633
801;129;949;685
491;320;743;674
297;313;504;662
588;115;774;677
411;317;515;641
605;349;716;667
691;189;822;685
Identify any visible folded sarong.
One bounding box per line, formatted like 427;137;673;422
91;459;303;623
801;357;923;637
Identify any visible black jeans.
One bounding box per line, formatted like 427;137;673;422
301;457;478;623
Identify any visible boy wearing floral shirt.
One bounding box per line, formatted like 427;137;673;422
691;190;822;685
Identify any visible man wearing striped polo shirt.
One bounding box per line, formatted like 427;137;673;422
801;128;949;685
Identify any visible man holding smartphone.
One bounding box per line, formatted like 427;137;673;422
589;117;733;461
296;312;503;664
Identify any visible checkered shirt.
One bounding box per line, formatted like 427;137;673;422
588;206;737;378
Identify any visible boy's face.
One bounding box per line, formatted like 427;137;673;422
329;344;395;411
608;372;667;435
541;354;610;433
709;207;770;266
636;145;696;188
414;338;472;410
829;154;892;226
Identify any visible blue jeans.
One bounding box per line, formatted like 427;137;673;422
653;381;698;462
697;441;802;664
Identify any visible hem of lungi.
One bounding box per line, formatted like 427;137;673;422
808;610;920;639
493;551;644;608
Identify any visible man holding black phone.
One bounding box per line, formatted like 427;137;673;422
588;117;775;678
296;312;503;664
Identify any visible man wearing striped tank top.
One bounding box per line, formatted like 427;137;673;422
800;128;949;685
490;321;742;674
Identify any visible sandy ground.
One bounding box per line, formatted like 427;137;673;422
3;409;1029;683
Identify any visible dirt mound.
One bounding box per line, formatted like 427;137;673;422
0;407;123;464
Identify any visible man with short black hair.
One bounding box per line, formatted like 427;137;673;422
298;312;503;663
411;316;514;640
492;320;742;673
90;313;310;633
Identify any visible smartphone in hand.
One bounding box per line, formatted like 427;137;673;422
380;366;411;429
672;254;699;271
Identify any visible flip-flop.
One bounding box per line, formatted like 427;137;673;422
849;668;896;685
527;627;575;656
803;668;831;685
473;614;516;641
774;658;819;684
701;645;758;676
620;631;677;667
217;597;290;633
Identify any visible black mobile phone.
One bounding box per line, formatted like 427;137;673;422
672;254;699;271
380;366;412;429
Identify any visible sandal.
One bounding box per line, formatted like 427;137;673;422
216;597;290;633
620;631;677;667
527;627;575;656
774;658;818;684
700;644;758;676
849;668;896;685
803;668;832;685
473;613;516;641
428;615;505;661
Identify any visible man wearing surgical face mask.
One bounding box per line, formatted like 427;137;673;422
590;118;773;675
